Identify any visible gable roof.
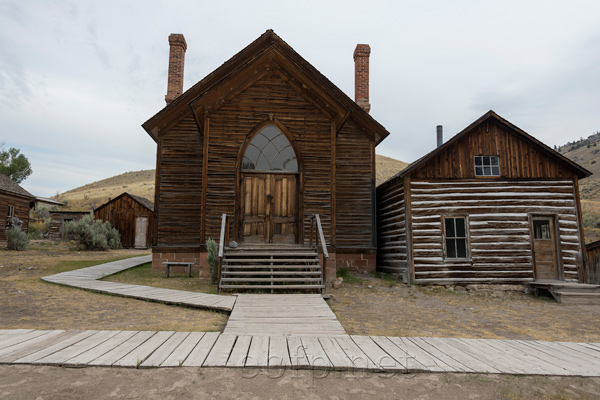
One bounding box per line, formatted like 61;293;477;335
142;30;390;145
380;110;591;187
94;192;154;212
0;173;34;199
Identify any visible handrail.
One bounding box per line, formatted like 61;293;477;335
314;214;329;259
308;214;328;294
217;213;230;293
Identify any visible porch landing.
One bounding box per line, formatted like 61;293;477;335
527;280;600;305
223;294;346;336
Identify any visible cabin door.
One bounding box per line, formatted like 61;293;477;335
240;173;297;244
135;217;148;249
531;216;559;280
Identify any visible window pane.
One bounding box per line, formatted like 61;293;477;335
446;239;456;258
284;159;298;171
456;239;467;258
491;156;499;166
483;156;490;166
271;156;283;171
262;142;278;160
475;166;483;176
445;218;455;237
483;166;491;176
260;125;280;140
256;153;270;171
474;156;482;166
455;218;465;238
492;166;500;176
252;133;268;150
533;220;552;239
272;134;289;150
242;157;255;170
245;145;260;165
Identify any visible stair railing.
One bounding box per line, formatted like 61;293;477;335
217;213;230;293
309;214;328;290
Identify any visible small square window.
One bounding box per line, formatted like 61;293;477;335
474;156;500;176
444;216;468;259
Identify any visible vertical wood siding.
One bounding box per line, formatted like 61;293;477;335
376;179;407;276
94;195;154;248
157;115;203;247
585;241;600;284
336;121;374;250
409;179;582;284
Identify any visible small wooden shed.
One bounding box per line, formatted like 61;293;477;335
377;111;591;285
94;193;154;248
1;173;35;246
48;211;89;240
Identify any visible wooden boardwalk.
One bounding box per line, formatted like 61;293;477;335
0;329;599;376
223;294;347;336
41;255;236;312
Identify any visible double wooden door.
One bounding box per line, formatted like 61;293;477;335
240;173;298;244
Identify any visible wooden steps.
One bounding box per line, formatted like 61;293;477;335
528;280;600;304
219;245;324;292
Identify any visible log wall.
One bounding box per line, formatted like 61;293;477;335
409;179;582;284
0;192;31;245
376;178;407;278
94;195;154;248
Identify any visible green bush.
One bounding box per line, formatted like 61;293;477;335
27;221;48;239
206;238;218;284
7;227;29;250
63;215;122;251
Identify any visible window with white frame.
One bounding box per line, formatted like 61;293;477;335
444;216;468;259
474;156;500;176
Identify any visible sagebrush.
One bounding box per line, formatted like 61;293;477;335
63;215;121;250
7;227;29;250
206;238;218;284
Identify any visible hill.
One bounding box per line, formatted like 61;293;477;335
57;155;409;211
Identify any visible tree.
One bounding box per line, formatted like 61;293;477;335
0;145;32;184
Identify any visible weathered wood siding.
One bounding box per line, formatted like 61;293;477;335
0;192;30;245
336;121;374;250
412;119;578;180
156;115;203;248
376;178;407;278
94;195;154;248
48;212;88;240
207;71;333;243
410;179;582;284
585;240;600;284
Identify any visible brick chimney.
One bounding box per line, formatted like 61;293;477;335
165;34;187;105
353;44;371;113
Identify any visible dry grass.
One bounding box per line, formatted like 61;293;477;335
0;241;226;332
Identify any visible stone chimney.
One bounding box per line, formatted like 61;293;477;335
353;44;371;113
165;34;187;105
437;125;443;147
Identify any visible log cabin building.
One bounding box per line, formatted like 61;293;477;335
377;111;591;285
1;173;35;246
94;193;154;249
143;30;389;281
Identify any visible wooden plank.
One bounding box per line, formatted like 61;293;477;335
419;337;500;373
112;331;174;367
318;337;354;370
0;330;55;351
334;336;375;370
0;331;67;362
64;331;138;366
351;335;405;371
34;330;121;365
454;338;528;374
203;334;237;367
386;336;449;372
371;336;412;370
287;336;310;369
268;336;291;368
161;332;205;367
227;335;252;367
407;337;473;372
538;341;600;368
14;331;98;364
140;332;191;368
182;332;220;367
87;331;156;367
245;335;269;368
498;340;576;375
300;336;332;369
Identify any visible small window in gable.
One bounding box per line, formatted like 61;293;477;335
444;216;469;259
242;124;298;172
474;156;500;177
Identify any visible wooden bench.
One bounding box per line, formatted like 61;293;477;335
163;262;193;278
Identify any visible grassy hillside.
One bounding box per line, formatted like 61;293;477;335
57;155;409;211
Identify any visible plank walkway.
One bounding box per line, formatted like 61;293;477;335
223;294;347;336
0;329;599;376
41;255;236;312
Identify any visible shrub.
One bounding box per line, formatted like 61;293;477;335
206;238;219;284
7;227;29;250
27;221;48;239
63;215;122;251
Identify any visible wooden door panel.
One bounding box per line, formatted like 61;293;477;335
532;217;559;280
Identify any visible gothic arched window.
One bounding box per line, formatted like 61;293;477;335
242;124;298;172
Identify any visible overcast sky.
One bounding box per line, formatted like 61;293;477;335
1;0;599;197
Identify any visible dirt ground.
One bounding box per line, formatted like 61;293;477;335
327;274;600;342
0;241;226;332
0;366;598;400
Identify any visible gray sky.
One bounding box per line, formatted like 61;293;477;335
1;0;599;197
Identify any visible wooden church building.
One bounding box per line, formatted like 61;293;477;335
377;111;591;285
143;30;389;280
